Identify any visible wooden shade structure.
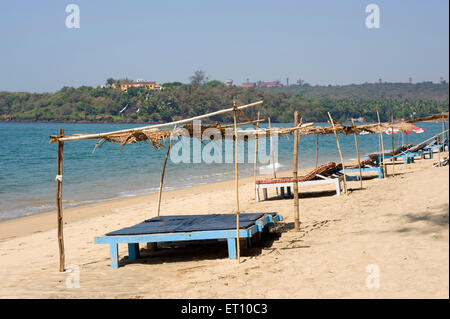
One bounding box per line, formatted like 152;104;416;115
50;101;265;271
50;102;446;271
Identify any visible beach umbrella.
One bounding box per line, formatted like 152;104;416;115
402;125;427;134
412;125;426;134
385;127;400;135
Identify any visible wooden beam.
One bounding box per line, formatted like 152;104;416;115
254;111;260;202
268;117;278;196
315;134;319;169
405;132;409;170
232;101;241;263
56;128;65;272
437;132;441;167
156;124;178;217
351;119;363;189
377;110;387;177
392;115;396;176
292;111;300;231
439;113;446;167
327;113;348;195
222;118;264;128
54;101;264;143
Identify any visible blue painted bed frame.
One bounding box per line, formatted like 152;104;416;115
378;149;435;164
340;166;384;180
95;213;282;268
369;153;415;165
409;149;433;159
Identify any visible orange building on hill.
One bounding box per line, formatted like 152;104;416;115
120;81;162;91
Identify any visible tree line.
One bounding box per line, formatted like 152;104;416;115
0;77;448;123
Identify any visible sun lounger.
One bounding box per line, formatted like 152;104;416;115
367;145;415;165
255;162;346;201
95;212;282;268
367;145;410;158
339;158;384;180
377;153;415;165
433;155;449;167
406;142;433;159
425;137;448;153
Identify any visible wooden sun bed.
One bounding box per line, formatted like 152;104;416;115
339;158;384;180
366;145;415;165
425;138;448;153
255;162;345;202
369;141;444;165
409;143;433;159
95;212;282;268
369;153;415;165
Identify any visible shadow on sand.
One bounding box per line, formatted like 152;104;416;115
387;203;449;235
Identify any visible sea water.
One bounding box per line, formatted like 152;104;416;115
0;121;445;221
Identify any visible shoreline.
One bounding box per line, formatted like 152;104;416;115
0;165;269;226
0;119;166;124
1;147;447;240
1;118;447;124
0;152;443;240
0;161;347;240
0;168;285;240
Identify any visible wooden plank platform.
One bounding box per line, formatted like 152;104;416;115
95;212;282;268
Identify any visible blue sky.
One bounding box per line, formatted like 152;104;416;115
0;0;448;92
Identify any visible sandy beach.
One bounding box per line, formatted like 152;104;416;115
0;154;448;299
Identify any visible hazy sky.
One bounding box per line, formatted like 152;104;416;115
0;0;448;92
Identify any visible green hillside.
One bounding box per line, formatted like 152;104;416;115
0;80;448;123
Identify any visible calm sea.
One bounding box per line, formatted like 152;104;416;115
0;121;445;221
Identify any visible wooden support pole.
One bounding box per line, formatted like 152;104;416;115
377;110;387;177
439;113;445;167
442;112;446;135
292;111;300;231
268;117;278;196
232;101;241;263
391;114;395;177
405;131;410;169
221;118;265;129
327;113;348;195
351;119;363;189
444;113;450;145
156;124;178;217
437;133;441;167
315;134;319;169
56;128;65;272
254;111;260;202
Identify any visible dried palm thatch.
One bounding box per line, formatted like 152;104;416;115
284;122;416;136
102;129;173;150
50;105;431;152
406;112;449;123
72;121;419;153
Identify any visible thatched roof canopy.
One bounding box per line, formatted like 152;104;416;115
50;105;444;150
49;121;419;151
406;112;449;123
